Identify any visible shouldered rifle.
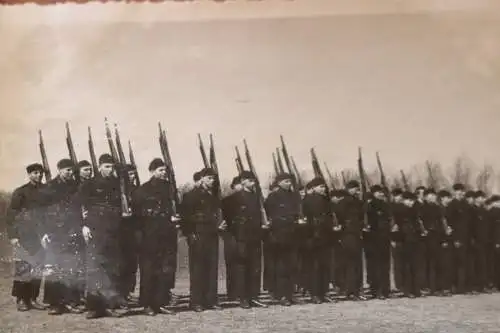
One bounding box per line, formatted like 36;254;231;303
38;130;52;182
400;169;411;192
243;139;269;226
235;146;245;175
324;162;336;190
197;133;209;169
272;152;279;176
280;135;299;191
290;156;304;189
376;152;390;200
358;147;370;230
65;122;80;182
87;127;99;177
104;118;131;217
128;140;141;186
158;123;179;216
276;148;285;174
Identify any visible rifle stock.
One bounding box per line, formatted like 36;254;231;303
87;127;99;177
38;130;52;182
243;139;268;225
197;133;209;169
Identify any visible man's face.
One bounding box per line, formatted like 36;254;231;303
278;179;292;191
466;197;475;205
128;170;137;183
441;196;452;207
80;166;92;180
425;193;438;204
313;184;327;196
393;194;403;203
241;178;256;191
299;189;306;199
454;190;465;201
202;175;215;189
491;201;500;209
403;198;415;207
475;196;486;207
416;189;425;200
99;163;114;178
348;187;360;197
331;196;342;204
233;183;243;191
29;170;43;184
59;167;74;181
373;191;385;201
152;166;168;180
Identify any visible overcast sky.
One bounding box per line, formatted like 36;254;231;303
1;1;500;191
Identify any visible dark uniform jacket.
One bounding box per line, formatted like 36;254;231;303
420;202;445;238
264;188;302;244
335;194;364;235
227;190;262;243
302;193;334;245
447;199;471;244
180;186;221;237
395;205;421;242
474;206;491;245
367;198;391;235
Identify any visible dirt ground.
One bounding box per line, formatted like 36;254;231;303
1;259;500;333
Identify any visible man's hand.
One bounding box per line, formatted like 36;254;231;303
171;214;181;223
421;230;428;237
82;226;92;243
454;241;461;248
218;220;228;232
362;225;371;232
82;208;88;220
445;226;453;236
297;218;307;225
390;241;397;248
391;224;399;232
41;234;50;249
10;238;20;247
333;225;342;232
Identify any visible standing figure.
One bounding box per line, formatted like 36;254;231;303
264;173;303;306
473;191;491;292
180;168;222;312
390;188;405;293
301;177;334;303
133;158;177;316
6;163;47;312
77;154;127;319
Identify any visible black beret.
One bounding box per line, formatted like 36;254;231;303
193;171;202;182
465;190;476;198
402;191;416;200
489;195;500;203
230;176;241;189
240;171;256;181
391;188;403;196
370;184;384;193
452;183;465;191
57;158;74;170
331;189;347;197
77;160;91;168
275;173;293;183
149;158;165;172
26;163;44;174
415;186;426;192
98;154;114;165
306;177;326;190
345;180;360;189
125;164;136;172
475;190;486;198
424;188;436;196
199;168;217;178
438;190;451;198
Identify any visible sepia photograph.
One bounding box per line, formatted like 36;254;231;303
1;0;500;332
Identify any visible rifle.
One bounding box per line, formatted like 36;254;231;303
400;170;411;192
87;127;99;177
197;133;209;168
275;148;285;174
310;148;326;181
65;122;80;183
38;130;52;182
290;156;304;189
376;152;389;200
324;162;336;190
104;118;131;217
357;147;370;229
272;152;279;176
114;124;127;165
158;123;179;215
243;139;269;225
128;140;141;186
280;135;299;190
235;146;245;174
340;171;347;187
426;160;437;189
209;134;222;200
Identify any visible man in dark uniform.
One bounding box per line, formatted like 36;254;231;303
40;158;83;315
78;160;93;181
221;175;241;301
464;190;479;294
226;171;267;308
132;158;177;316
413;186;428;293
390;188;405;294
335;180;365;301
473;191;490;293
264;173;303;306
77;153;127;319
447;183;470;294
301;177;334;303
119;164;140;302
437;190;454;296
396;192;423;298
330;189;346;295
180;168;222;312
262;180;278;298
6;163;47;312
366;185;391;299
420;188;444;295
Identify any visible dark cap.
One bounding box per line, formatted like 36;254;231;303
199;168;217;178
26;163;44;174
77;160;91;168
193;171;202;182
438;189;451;198
475;190;486;198
465;190;476;198
331;189;347;198
391;188;403;196
239;171;256;181
149;158;165;172
424;188;436;196
125;164;136;172
98;154;114;165
57;158;74;170
275;173;293;183
230;176;241;189
345;180;360;190
415;186;426;192
489;195;500;204
370;184;384;194
306;177;326;190
402;191;416;200
452;183;466;191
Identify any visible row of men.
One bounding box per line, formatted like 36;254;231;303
6;155;500;319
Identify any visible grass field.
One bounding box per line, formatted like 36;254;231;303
2;251;500;333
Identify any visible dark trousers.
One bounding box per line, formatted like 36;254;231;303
303;244;330;298
402;241;421;296
391;242;404;291
188;233;219;307
370;236;391;297
119;222;139;297
273;243;295;300
439;241;454;291
263;238;276;294
424;235;441;293
332;240;345;291
475;244;489;290
493;246;500;289
342;234;363;296
223;232;237;299
453;243;468;293
363;232;375;291
234;241;262;301
11;260;41;301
